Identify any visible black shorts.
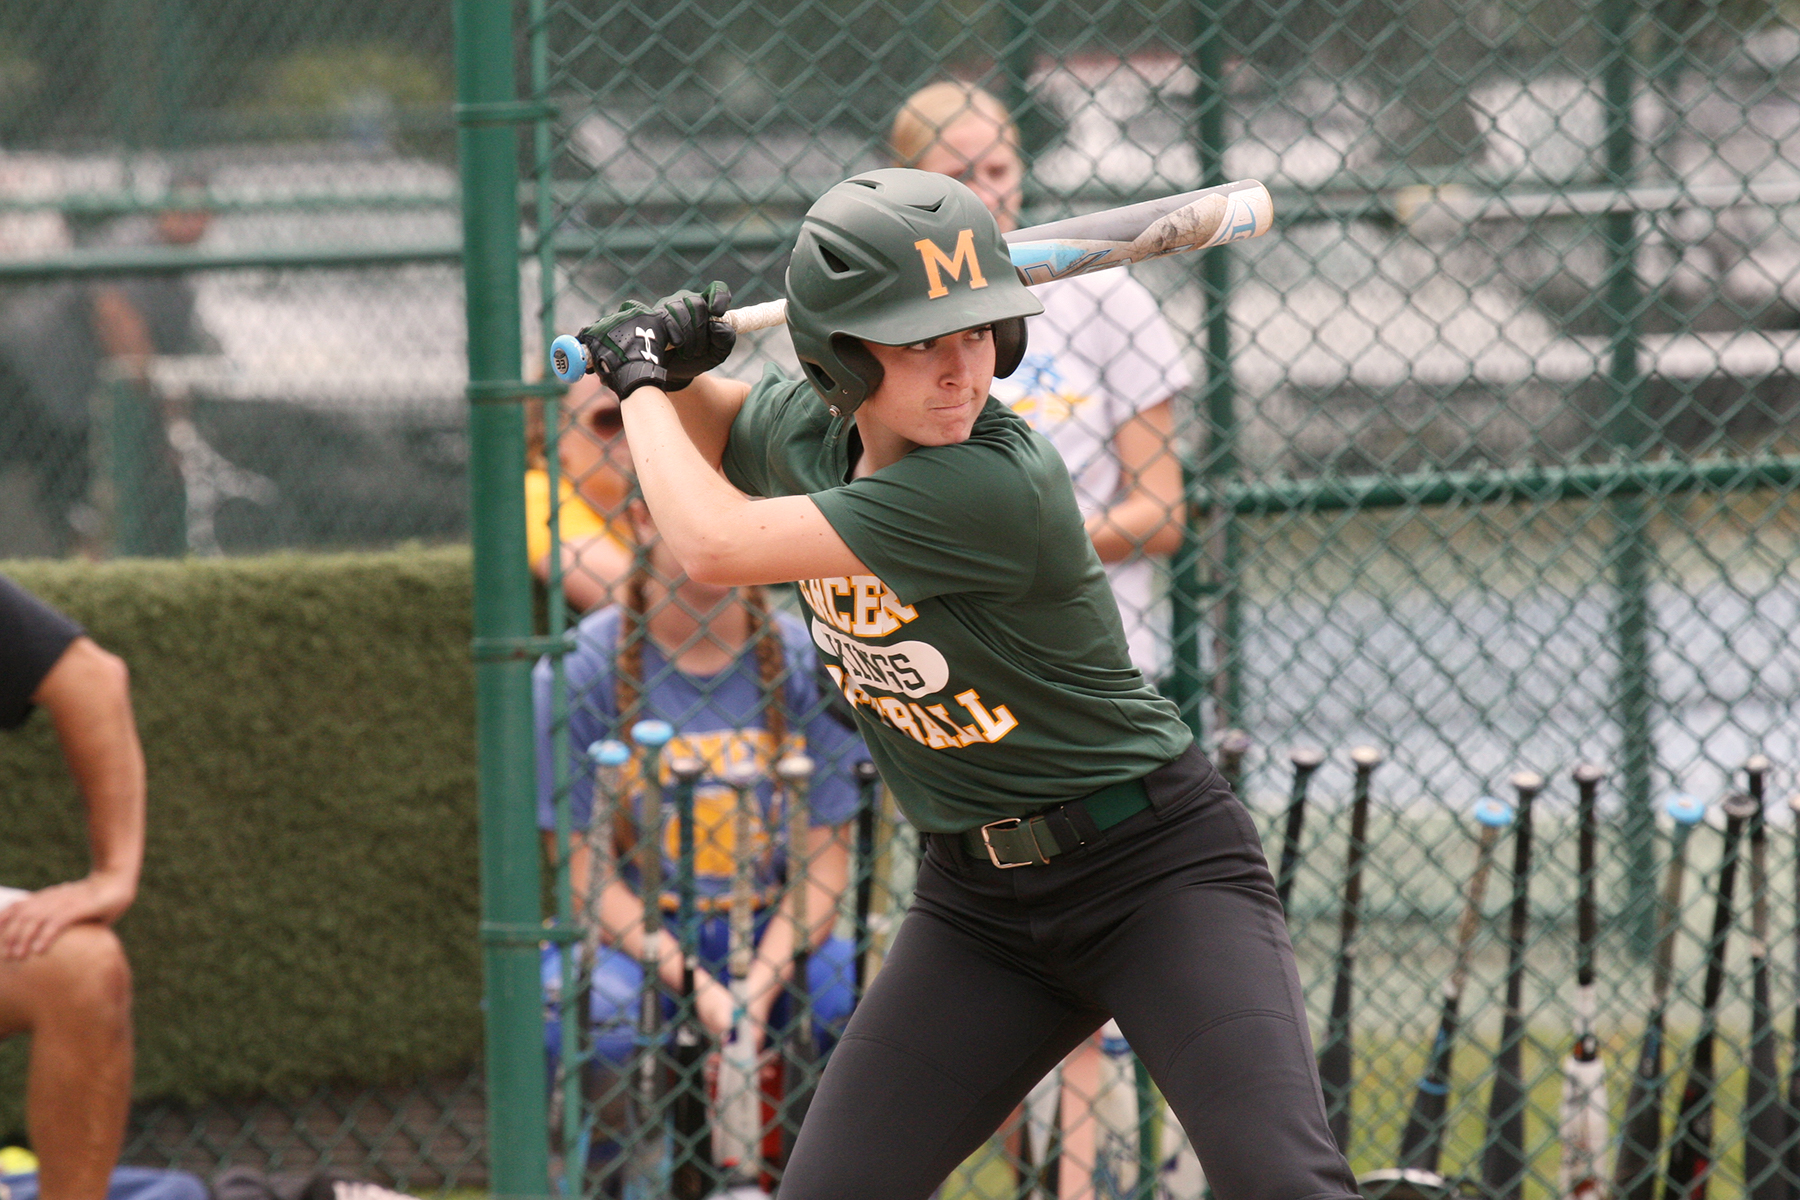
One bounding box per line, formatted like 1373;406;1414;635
780;743;1360;1200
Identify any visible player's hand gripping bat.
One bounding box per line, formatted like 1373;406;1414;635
549;179;1275;381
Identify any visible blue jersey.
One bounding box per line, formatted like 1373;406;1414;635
533;605;870;905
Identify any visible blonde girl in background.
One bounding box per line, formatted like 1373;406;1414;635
893;81;1195;1200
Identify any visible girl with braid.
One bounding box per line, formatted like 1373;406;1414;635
531;494;871;1158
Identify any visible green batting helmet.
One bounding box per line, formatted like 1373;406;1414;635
785;168;1043;418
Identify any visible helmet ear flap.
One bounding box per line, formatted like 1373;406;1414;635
821;334;883;418
992;316;1029;378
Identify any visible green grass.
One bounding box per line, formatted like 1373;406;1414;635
933;1020;1779;1200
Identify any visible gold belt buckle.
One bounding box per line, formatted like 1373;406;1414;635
979;816;1048;868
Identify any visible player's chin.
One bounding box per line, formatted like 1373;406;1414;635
914;399;984;444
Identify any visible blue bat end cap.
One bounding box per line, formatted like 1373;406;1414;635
587;739;631;767
631;719;675;748
1664;791;1706;825
1473;796;1514;827
550;334;588;384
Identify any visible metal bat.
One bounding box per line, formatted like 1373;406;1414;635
776;753;819;1169
1276;746;1326;913
713;758;769;1196
1560;763;1610;1200
1092;1019;1141;1199
1613;792;1707;1200
1215;728;1252;797
851;759;880;1004
548;180;1276;379
1319;745;1382;1152
1482;770;1544;1200
1663;792;1758;1200
667;753;712;1200
625;719;676;1200
1785;788;1800;1200
1393;794;1514;1176
570;739;630;1183
1742;757;1780;1200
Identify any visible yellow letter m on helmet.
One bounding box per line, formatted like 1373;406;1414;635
914;229;989;299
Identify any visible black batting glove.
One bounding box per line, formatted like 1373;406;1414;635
652;281;735;391
578;299;670;399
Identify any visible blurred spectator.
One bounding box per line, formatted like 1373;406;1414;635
894;81;1191;680
0;173;219;556
524;373;635;614
532;494;871;1167
894;80;1195;1200
0;575;144;1200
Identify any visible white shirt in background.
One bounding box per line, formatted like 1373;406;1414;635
990;271;1194;679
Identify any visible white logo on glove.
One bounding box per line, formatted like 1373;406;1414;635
634;326;661;365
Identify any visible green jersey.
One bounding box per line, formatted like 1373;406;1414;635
722;369;1192;833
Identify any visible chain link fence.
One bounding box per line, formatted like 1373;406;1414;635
517;1;1800;1198
7;0;1800;1195
0;0;494;1187
0;0;466;561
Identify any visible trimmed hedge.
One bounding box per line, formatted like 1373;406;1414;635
0;548;482;1122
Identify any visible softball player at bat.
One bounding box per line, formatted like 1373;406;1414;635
567;167;1358;1200
895;81;1197;1198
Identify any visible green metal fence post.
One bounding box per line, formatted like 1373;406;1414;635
453;0;551;1195
107;374;154;557
1170;0;1241;740
1601;0;1659;954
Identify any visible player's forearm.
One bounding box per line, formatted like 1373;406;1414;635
595;878;690;988
672;372;751;462
1086;494;1186;561
37;640;145;907
620;386;759;575
745;832;850;1018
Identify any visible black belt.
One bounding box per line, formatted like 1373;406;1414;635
956;776;1152;868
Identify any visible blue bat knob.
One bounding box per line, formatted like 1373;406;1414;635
587;739;630;767
631;719;675;748
1664;791;1706;826
550;334;589;384
1473;796;1514;827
